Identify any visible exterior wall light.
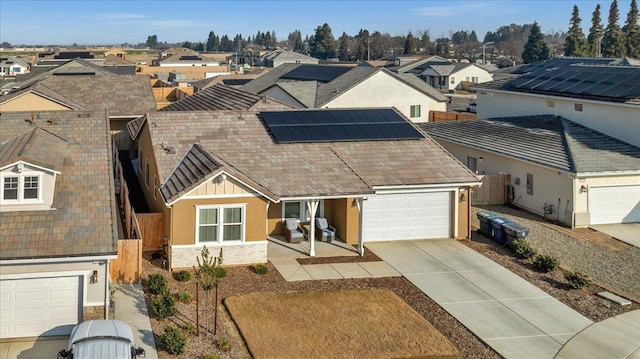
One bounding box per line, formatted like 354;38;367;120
579;185;588;194
90;270;98;284
459;193;467;202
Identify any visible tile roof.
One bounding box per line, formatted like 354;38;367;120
0;127;67;171
264;50;318;62
419;115;640;174
138;109;480;202
0;111;118;260
240;63;302;94
159;83;292;111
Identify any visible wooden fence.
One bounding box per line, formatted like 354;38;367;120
138;213;165;252
110;239;143;283
429;110;477;122
472;174;510;205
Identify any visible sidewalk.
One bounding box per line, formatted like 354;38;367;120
367;239;593;359
112;283;158;359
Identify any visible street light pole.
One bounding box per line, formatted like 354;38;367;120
482;41;494;65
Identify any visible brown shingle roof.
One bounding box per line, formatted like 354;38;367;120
160;84;292;111
0;111;118;260
0;127;67;171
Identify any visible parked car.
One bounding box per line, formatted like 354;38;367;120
465;102;477;113
58;320;145;359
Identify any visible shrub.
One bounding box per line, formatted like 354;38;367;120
510;239;537;259
216;337;231;351
147;273;168;295
151;293;176;318
254;263;268;275
175;269;192;282
162;326;186;355
184;322;196;335
177;291;192;304
533;254;560;273
564;271;592;289
202;355;221;359
214;266;227;279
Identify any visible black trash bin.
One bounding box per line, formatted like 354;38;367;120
503;222;529;248
476;211;500;237
490;217;513;245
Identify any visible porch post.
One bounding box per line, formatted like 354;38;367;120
356;198;364;256
306;199;320;257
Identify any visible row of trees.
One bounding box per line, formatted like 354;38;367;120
564;0;639;58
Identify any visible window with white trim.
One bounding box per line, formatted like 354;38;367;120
196;205;245;244
450;76;455;85
1;174;41;202
410;105;421;118
282;201;322;221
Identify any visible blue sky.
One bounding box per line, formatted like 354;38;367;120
0;1;634;46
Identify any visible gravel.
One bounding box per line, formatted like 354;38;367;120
472;205;640;299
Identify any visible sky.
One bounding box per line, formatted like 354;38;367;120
0;0;634;46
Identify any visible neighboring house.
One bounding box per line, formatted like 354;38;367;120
127;108;480;269
261;50;319;68
473;59;640;147
422;63;494;91
389;55;452;74
241;63;448;123
159;47;199;59
0;56;30;77
157;54;220;67
0;111;117;338
102;54;136;75
420;115;640;228
104;48;127;59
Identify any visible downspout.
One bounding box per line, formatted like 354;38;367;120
356;198;364;256
104;260;110;319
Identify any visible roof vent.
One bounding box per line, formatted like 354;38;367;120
46;118;58;125
161;143;176;154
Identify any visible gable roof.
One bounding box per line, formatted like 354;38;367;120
159;83;292;111
419;115;640;174
0;127;67;171
159;53;219;65
0;111;118;260
263;50;318;62
139;108;480;204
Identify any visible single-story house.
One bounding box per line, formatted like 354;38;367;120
261;50;319;68
420;115;640;227
0;56;30;77
421;63;494;91
127;107;481;269
0;111;117;338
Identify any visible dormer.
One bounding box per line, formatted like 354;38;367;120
0;128;66;212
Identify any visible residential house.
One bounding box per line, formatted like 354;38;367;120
241;63;448;123
420;115;640;227
472;59;640;147
101;54;136;75
127;107;480;269
261;49;319;68
104;48;128;59
421;63;494;91
157;54;220;67
0;111;117;338
0;56;30;77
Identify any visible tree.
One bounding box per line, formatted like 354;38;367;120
182;41;192;49
418;29;433;54
309;23;337;59
601;0;627;57
206;31;219;51
623;0;640;58
145;35;158;49
0;41;11;48
233;33;244;51
434;37;451;57
355;29;370;60
338;32;350;61
565;5;588;56
587;4;605;56
522;22;550;63
370;31;388;59
404;31;417;54
193;247;225;335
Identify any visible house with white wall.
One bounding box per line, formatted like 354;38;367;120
420;115;640;228
422;63;494;91
472;60;640;147
0;56;30;77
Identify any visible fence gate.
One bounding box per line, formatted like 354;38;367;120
472;174;509;205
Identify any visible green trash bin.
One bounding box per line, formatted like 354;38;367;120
476;211;499;237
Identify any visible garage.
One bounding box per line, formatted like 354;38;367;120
589;185;640;225
362;192;451;241
0;276;81;338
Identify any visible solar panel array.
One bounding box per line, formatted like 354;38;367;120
179;55;201;61
508;65;640;101
261;109;424;144
281;64;351;83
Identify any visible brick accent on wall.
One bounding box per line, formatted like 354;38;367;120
171;242;268;269
83;306;106;321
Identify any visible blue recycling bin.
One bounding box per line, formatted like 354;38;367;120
490;217;513;245
504;222;529;247
476;211;500;237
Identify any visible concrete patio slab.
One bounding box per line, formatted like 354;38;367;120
330;263;371;278
404;272;494;303
485;335;563;359
457;268;550;300
303;264;343;280
358;261;401;277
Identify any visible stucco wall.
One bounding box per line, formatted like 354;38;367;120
448;66;493;90
326;71;446;123
1;92;72;111
573;175;640;227
0;163;56;212
476;90;640;147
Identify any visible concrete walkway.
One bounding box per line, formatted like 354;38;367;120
555;309;640;359
367;239;593;359
112;283;158;359
591;223;640;249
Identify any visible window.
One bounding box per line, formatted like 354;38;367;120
283;201;321;221
467;156;478;173
526;173;534;195
450;77;455;85
196;205;245;243
465;76;469;81
547;100;555;108
23;176;39;199
1;175;40;202
3;177;18;200
410;105;421;118
574;103;583;112
471;76;478;83
145;160;150;188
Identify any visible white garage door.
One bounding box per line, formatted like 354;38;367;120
362;192;451;241
0;276;81;338
589;185;640;224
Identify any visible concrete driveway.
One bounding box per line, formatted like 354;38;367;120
0;336;68;359
591;223;640;249
368;239;593;359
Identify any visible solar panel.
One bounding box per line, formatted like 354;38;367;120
261;109;424;143
179;55;201;60
281;64;351;83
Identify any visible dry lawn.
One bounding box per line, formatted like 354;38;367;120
225;289;459;359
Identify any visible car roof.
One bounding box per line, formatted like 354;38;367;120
69;320;135;344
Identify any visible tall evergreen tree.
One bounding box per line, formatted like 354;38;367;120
522;22;550;63
309;23;337;59
206;31;219;51
404;31;417;54
565;5;588;56
602;0;627;57
356;29;370;60
338;32;350;61
623;0;640;58
587;4;605;56
294;30;303;52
